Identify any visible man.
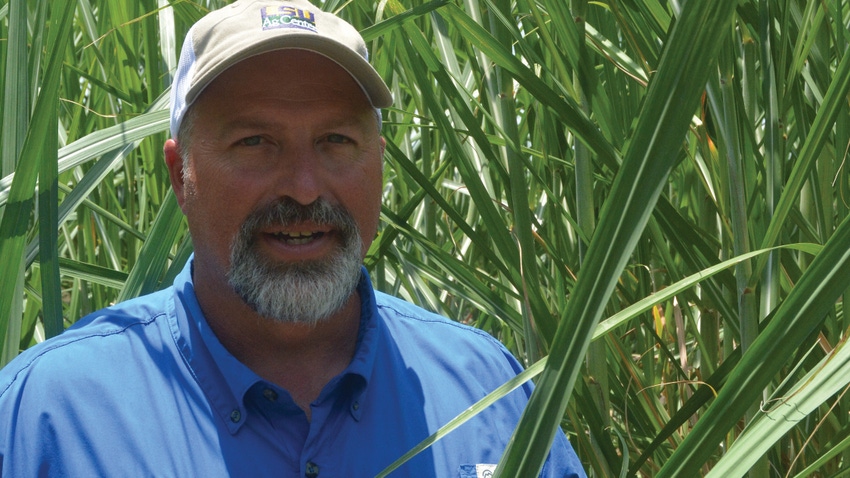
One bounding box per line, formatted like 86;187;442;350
0;1;585;476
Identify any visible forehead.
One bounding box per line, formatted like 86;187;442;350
196;49;373;111
181;50;381;141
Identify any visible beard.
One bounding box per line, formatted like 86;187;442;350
226;198;364;326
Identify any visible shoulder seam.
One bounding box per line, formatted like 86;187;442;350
375;302;503;346
0;313;163;399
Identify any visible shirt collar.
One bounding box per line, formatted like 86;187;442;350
170;256;381;432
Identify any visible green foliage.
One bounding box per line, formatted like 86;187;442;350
2;0;849;475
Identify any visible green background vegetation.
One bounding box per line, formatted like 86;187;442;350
1;0;849;475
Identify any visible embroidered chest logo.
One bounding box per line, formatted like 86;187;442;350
476;464;496;478
260;5;317;32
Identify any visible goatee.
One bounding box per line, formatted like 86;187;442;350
226;198;363;326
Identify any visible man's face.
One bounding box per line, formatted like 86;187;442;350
168;50;385;324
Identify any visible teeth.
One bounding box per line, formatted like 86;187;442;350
286;236;312;245
272;231;321;245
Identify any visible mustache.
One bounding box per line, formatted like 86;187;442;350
240;197;358;238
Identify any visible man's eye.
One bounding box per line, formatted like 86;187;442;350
325;134;351;144
239;136;263;146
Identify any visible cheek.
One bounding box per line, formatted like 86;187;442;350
350;163;384;242
182;170;251;246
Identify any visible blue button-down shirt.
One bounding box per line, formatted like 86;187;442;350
0;259;585;477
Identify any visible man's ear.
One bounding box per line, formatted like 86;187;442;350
164;139;188;211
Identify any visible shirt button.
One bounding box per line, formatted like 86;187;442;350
352;401;360;411
305;461;319;478
263;388;278;401
230;409;241;423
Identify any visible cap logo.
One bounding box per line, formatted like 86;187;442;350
260;5;317;32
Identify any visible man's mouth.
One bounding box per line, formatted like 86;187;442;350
270;231;327;245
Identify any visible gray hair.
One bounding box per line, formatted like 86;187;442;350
175;105;197;166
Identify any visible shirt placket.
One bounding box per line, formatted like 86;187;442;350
298;384;364;478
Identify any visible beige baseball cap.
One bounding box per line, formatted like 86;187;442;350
169;0;393;138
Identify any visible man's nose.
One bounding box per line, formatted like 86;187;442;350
273;146;324;206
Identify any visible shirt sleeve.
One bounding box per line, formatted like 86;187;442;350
0;351;70;478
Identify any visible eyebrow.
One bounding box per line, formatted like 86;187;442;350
218;111;377;136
